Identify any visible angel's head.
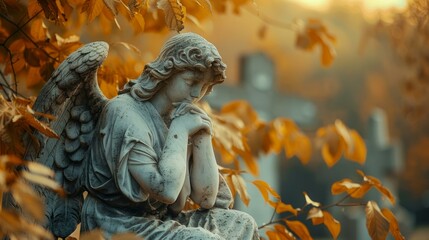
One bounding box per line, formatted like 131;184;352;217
120;32;226;101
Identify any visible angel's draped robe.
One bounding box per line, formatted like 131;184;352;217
81;93;259;239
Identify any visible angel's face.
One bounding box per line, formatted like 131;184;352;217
165;69;215;104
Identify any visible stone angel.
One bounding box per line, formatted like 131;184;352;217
16;33;259;239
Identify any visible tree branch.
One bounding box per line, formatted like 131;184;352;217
0;11;56;61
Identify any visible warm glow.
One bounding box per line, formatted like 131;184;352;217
286;0;407;11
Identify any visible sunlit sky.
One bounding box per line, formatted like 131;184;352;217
287;0;407;11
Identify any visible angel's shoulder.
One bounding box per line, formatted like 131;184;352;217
102;95;150;128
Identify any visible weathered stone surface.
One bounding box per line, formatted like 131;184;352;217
22;33;259;239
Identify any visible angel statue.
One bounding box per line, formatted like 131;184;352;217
13;32;259;239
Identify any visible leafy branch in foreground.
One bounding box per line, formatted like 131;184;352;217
256;170;404;240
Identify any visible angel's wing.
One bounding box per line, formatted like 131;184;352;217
24;41;109;237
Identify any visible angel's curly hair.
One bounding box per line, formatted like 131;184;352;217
119;32;227;101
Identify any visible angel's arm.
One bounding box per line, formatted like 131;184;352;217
128;111;211;204
190;132;219;209
128;121;189;204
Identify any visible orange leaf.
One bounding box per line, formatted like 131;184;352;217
322;211;341;240
236;147;258;176
366;201;389;240
331;178;372;198
252;179;280;204
321;43;335;67
344;130;367;164
273;224;296;240
284;220;313;240
307;207;324;225
381;208;405;240
82;0;105;22
157;0;185;32
274;202;298;216
30;18;47;41
231;174;250;206
285;130;312;164
220;100;260;129
317;125;345;167
131;12;146;33
358;170;396;204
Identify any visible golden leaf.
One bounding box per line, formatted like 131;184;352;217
0;209;53;239
271;224;296;240
274;202;298;216
284;220;313;240
21;171;64;196
82;0;105;22
357;170;395;205
331;178;372;198
252;179;280;203
26;66;44;88
220;100;260;129
235;147;258;176
317;125;345;167
285;130;312;165
307;207;323;224
344;130;367;164
333;120;367;165
103;0;118;15
295;18;336;67
366;201;389;240
27;161;55;178
36;0;67;21
381;208;405;240
131;12;146;33
30;18;48;42
303;192;320;207
322;211;341;240
157;0;185;32
231;174;250;206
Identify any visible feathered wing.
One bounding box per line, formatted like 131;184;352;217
24;41;109;237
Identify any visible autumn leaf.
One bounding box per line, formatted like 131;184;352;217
231;174;250;206
30;18;48;41
331;178;372;198
284;220;313;240
366;201;389;240
252;179;280;202
295;18;336;67
307;207;324;224
275;202;298;215
335;120;366;164
322;211;341;240
357;170;396;204
266;224;296;240
82;0;106;22
381;208;405;240
0;96;58;155
36;0;67;22
317;125;345;167
317;120;366;167
220;100;260;129
303;192;320;207
157;0;185;32
0;210;53;239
